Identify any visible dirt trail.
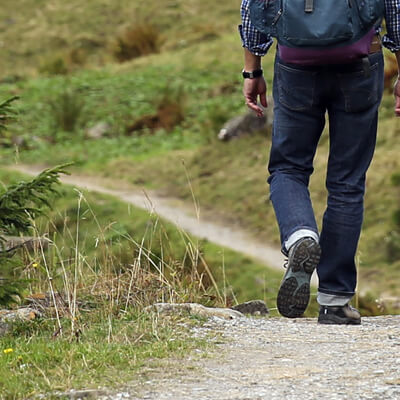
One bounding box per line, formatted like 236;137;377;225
8;165;320;284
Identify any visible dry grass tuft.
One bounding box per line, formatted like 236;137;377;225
38;47;89;76
126;90;185;134
112;23;162;62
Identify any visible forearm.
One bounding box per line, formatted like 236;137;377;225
244;48;262;71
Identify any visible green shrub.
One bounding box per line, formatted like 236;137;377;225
0;163;70;306
0;97;70;305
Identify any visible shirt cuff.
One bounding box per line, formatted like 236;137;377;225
238;25;274;57
382;35;400;53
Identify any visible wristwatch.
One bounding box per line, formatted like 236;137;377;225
242;69;263;79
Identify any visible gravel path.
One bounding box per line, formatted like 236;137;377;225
125;315;400;400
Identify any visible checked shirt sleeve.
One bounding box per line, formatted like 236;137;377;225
383;0;400;52
239;0;274;56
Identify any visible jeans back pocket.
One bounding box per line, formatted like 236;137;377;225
338;56;383;113
277;63;316;111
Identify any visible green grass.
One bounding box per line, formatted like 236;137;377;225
0;311;208;398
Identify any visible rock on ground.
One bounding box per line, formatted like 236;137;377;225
0;308;41;337
86;122;111;139
0;236;50;252
218;99;274;141
146;303;243;320
231;300;269;316
103;315;400;400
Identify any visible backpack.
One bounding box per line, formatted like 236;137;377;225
249;0;384;50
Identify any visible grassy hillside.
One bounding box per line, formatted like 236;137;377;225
0;0;239;77
0;0;399;312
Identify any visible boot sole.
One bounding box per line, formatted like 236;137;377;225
318;315;361;325
277;238;321;318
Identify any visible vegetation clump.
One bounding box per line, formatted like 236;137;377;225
48;87;85;133
126;88;185;134
113;23;161;62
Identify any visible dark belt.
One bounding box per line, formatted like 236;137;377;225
369;34;382;54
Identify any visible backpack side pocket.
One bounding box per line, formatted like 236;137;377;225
355;0;385;29
249;0;280;37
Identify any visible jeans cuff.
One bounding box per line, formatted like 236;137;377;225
318;288;355;297
317;292;353;306
283;228;319;253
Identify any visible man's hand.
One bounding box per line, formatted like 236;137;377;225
394;78;400;117
243;76;268;117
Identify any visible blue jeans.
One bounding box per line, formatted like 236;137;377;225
268;52;384;300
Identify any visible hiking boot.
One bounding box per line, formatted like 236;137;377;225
277;237;321;318
318;304;361;325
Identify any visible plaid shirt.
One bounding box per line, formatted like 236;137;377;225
240;0;400;55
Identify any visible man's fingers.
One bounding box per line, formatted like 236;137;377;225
395;96;400;116
245;97;264;116
260;92;268;108
243;77;267;117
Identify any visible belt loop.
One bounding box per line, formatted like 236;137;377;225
362;57;371;78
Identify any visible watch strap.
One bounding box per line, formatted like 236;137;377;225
242;69;263;79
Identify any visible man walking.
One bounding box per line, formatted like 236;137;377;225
240;0;400;324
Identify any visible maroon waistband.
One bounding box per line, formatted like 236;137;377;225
278;29;377;66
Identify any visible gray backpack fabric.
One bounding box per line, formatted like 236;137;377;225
249;0;384;49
